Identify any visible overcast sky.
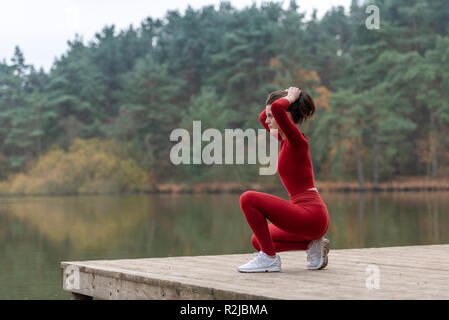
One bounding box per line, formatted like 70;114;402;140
0;0;351;72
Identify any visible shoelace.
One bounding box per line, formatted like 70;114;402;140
246;252;264;267
251;252;274;267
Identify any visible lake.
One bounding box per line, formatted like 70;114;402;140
0;191;448;299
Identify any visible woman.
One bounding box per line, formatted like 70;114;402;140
237;87;330;273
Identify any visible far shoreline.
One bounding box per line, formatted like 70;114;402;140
152;179;449;194
1;177;449;197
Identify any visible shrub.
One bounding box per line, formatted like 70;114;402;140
4;138;150;195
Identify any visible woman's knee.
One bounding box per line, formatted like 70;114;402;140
239;190;259;208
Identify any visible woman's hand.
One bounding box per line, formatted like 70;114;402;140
284;87;301;104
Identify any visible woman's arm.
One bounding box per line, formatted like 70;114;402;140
270;94;308;148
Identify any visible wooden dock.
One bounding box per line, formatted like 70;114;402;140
61;244;449;300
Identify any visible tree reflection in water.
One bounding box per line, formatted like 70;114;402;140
0;191;448;299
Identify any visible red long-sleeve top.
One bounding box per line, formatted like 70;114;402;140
259;97;316;198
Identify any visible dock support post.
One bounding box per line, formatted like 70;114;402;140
71;292;93;300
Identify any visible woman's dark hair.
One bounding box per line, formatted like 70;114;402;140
265;89;315;125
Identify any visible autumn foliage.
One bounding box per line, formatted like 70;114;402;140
0;138;150;195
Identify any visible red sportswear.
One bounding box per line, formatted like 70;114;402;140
259;97;316;197
240;96;329;256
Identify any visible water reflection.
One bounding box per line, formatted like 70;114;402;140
0;191;448;299
322;191;448;249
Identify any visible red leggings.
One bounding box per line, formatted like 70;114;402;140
240;190;330;256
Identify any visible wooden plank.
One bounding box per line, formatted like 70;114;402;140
61;244;449;300
88;256;449;293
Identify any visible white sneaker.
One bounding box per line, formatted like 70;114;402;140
237;251;281;273
305;238;330;270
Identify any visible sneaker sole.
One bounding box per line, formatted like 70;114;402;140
307;238;330;270
237;266;281;273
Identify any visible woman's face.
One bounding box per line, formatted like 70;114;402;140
265;104;293;140
265;104;279;131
